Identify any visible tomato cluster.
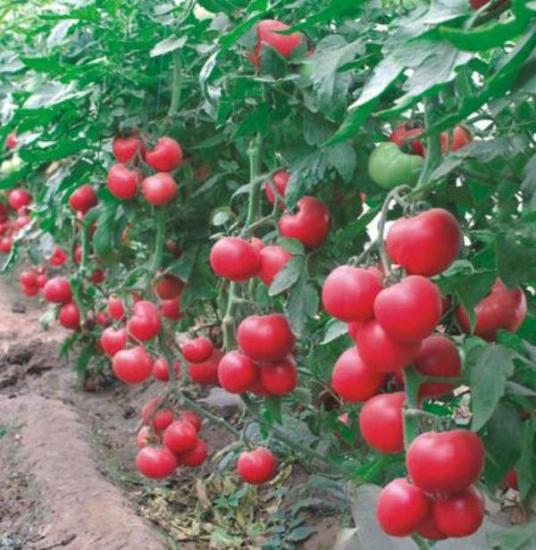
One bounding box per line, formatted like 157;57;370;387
0;187;33;255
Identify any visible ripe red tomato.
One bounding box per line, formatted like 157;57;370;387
250;20;303;66
107;163;141;199
69;184;98;214
140;397;164;424
278;196;330;248
136;426;152;448
188;349;223;385
19;270;38;288
107;295;125;321
209;237;261;282
6;131;16;149
127;300;161;341
359;392;405;453
58;302;80;330
90;268;106;284
389;123;425;156
433;486;484;537
264;170;289;206
237;447;277;485
331;346;386;402
441;125;472;153
456;279;527;341
386;209;462;277
260;356;297;396
152;357;181;381
161;297;182;320
154;273;184;300
48;246;68;267
505;469;519;490
182;336;214;363
376;478;432;537
179;411;202;432
355;319;421;372
0;236;13;254
136;446;178;479
43;277;72;304
217;350;259;393
112;346;153;384
100;327;127;357
145;137;183;172
258;245;292;287
9;189;32;210
21;284;39;297
407;430;484;494
95;311;109;326
14;214;30;230
163;420;198;454
73;245;82;264
237;314;295;362
322;266;382;322
142;173;177;205
374;276;442;342
416;516;447;540
178;439;208;467
112;133;144;163
152;409;174;434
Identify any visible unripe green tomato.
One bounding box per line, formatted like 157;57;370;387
368;142;424;190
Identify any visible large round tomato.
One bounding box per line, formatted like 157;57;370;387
260;356;297;396
136;446;177;479
258;245;292;287
107;296;125;321
112;133;144;163
374;275;442;342
368;143;424;190
178;439;208;467
144;137;183;172
48;246;68;267
127;300;161;341
264;170;289;206
433;486;484;537
322;266;382;322
386;209;462;276
154;273;184;300
359;392;405;454
69;184;98;214
100;327;127;357
181;336;214;363
43;277;72;304
406;430;484;494
107;163;141;199
440;125;472;153
209;237;261;282
160;297;182;320
217;350;259;393
278;196;330;248
250;20;303;66
58;302;80;330
112;346;153;384
331;346;386;402
152;357;180;381
237;447;277;485
163;420;198;454
237;314;295;362
376;478;431;537
188;349;223;385
142;173;177;205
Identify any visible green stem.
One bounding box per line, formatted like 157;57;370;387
412;533;431;550
167;51;182;118
145;206;167;292
416;96;442;190
244;134;263;230
159;331;177;384
403;366;422;449
80;220;91;274
222;281;237;350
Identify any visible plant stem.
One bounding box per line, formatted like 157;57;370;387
412;533;431;550
80;219;91;274
168;51;182;118
222;281;237;350
244;133;263;230
145;206;167;292
416;96;442;190
403;366;422;449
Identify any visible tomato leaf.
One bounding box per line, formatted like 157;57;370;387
321;319;348;345
269;256;304;296
286;273;319;336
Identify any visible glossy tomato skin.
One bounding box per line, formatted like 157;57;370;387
416;516;447;540
58;302;80;330
407;430;484;494
100;327;127;357
107;163;141;199
152;409;174;435
260;356;297;396
237;314;295;362
258;245;292;287
145;137;183;172
152;357;181;381
9;188;32;210
278;196;330;248
456;279;527;341
161;297;182;320
181;336;213;363
209;237;261;282
359;392;405;453
386;209;462;277
376;478;432;537
90;268;106;284
188;349;223;385
356;319;421;372
433;486;484;538
112;133;144;163
322;266;382;322
136;446;178;479
331;347;386;402
250;20;303;66
374;276;442;343
69;184;98;214
49;246;68;267
217;350;259;393
19;270;38;287
43;277;72;304
264;170;289;206
155;274;184;300
179;411;202;432
142;173;177;205
415;335;462;398
112;346;153;384
21;284;39;297
163;420;198;454
389;123;425;156
127;300;161;341
107;296;125;321
441;125;472;153
237;447;277;485
179;439;208;467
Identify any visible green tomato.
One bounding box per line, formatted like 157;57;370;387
368;142;424;190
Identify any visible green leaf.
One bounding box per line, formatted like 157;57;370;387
496;225;536;288
168;245;199;282
327;142;356;183
286;273;319;336
269;256;304;296
287;526;314;543
487;523;536;550
93;203;116;258
276;237;305;255
518;419;535;499
150;36;187;57
321;319;348;345
23;82;88;109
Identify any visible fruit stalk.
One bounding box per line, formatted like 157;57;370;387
145;206;167;292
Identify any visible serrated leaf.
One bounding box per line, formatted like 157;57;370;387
269;256;304;296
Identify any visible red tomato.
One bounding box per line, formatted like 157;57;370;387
374;276;442;343
95;311;109;326
19;270;38;288
48;246;68;267
376;478;432;537
433;486;484;537
456;279;527;341
264;170;289;206
250;237;265;252
237;447;277;485
155;273;184;300
136;446;178;479
217;350;259;393
166;239;182;257
21;284;39;297
107;163;141;199
505;469;519;490
58;302;80;330
136;426;152;448
160;297;182;320
260;356;297;396
141;397;164;424
107;295;125;320
322;266;382;322
386;209;462;277
9;189;32;210
355;319;421;372
145;137;183;172
178;439;208;467
359;392;405;454
100;327;127;357
179;411;202;432
0;237;12;254
69;184;98;214
142;173;178;205
6;131;16;149
182;336;214;363
209;237;261;282
389;123;425;156
331;346;386;402
188;349;223;385
73;245;82;264
416;516;447;540
90;268;106;284
36;273;48;288
163;420;198;454
278;196;330;248
43;277;72;304
258;245;292;287
441;125;472;153
153;409;174;435
152;357;181;382
127;300;161;341
14;214;30;230
250;20;303;66
237;314;295;362
407;430;484;494
112;133;144;163
112;346;153;384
